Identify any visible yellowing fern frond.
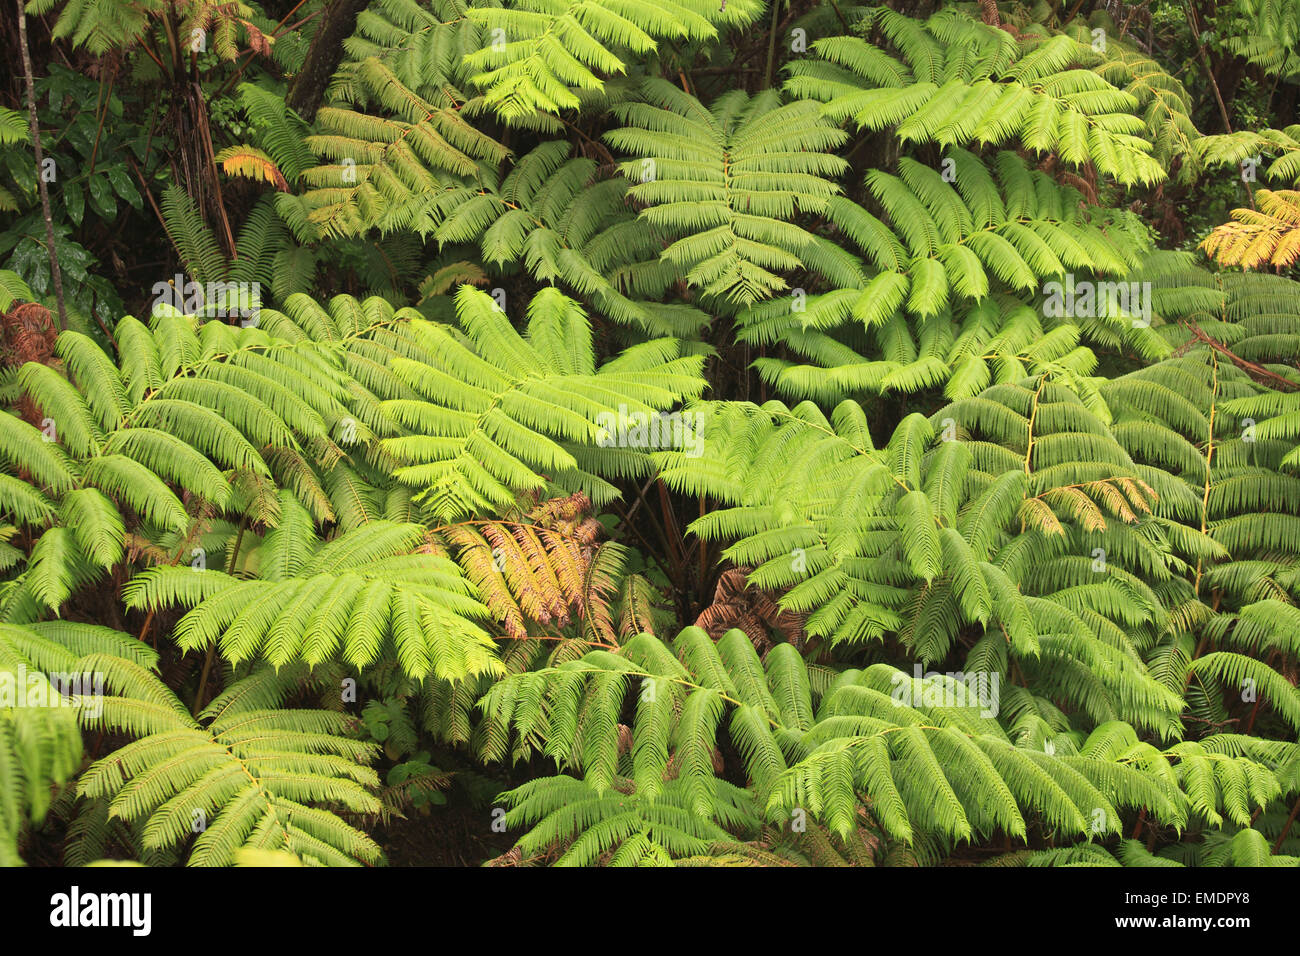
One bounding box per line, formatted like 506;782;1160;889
217;145;290;190
1201;190;1300;269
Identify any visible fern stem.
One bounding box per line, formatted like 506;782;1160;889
87;68;116;177
193;642;217;717
614;485;683;590
192;518;251;715
1059;0;1088;28
226;521;248;576
127;154;168;240
611;500;678;586
136;609;157;649
763;0;783;89
1023;375;1048;475
136;40;167;73
827;1;850;31
1194;350;1218;599
1243;694;1261;734
1274;794;1300;853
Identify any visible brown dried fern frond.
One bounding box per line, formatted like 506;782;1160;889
693;566;807;655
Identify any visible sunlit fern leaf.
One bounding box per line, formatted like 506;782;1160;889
482;628;1195;861
0;620;160;865
78;660;382;866
790;8;1167;185
124;522;503;682
462;0;762;125
378;286;706;520
605;80;847;306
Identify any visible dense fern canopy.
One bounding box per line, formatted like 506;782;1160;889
2;0;1300;875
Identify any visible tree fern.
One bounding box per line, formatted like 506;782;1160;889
77;661;382;866
482;627;1214;862
462;0;762;124
605;80;848;304
378;285;706;519
788;7;1169;185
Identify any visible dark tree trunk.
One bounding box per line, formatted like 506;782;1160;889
16;0;65;330
286;0;372;122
